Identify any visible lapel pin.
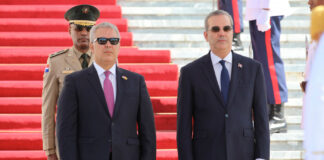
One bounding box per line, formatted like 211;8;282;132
122;76;128;80
238;63;243;69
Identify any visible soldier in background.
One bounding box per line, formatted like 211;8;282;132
303;5;324;160
301;0;324;92
41;4;99;160
245;0;291;133
218;0;244;50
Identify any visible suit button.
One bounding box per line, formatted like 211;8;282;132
225;114;229;118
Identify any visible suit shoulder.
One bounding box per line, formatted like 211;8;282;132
235;53;261;66
49;48;69;59
118;67;144;79
181;53;209;71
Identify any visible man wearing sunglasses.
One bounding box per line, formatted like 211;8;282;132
41;4;99;160
245;0;291;134
177;10;269;160
56;22;156;160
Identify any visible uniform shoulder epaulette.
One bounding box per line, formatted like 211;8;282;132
50;49;69;58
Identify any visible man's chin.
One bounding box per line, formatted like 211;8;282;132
79;45;89;50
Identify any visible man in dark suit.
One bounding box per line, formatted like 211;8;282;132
56;22;156;160
177;10;270;160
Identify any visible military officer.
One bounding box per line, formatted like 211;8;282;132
41;4;100;160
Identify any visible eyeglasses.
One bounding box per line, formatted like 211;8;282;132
74;24;93;32
209;26;232;32
94;37;120;45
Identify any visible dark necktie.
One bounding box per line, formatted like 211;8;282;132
81;53;89;69
219;60;230;104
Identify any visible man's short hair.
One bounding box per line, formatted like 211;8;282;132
204;10;234;31
90;22;121;43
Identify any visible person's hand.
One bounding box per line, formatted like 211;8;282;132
47;154;58;160
257;10;271;32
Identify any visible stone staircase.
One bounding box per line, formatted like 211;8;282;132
118;0;308;159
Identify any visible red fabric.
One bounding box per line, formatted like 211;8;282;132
0;18;128;32
0;80;178;97
0;47;170;64
0;97;177;114
0;32;133;46
0;150;178;160
231;0;241;33
0;0;178;159
0;5;121;18
0;64;178;81
0;0;116;5
265;29;281;104
0;131;176;149
0;114;177;131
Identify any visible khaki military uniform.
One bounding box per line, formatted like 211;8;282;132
41;46;92;158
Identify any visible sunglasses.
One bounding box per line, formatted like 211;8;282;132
209;26;232;32
94;37;120;45
73;24;93;32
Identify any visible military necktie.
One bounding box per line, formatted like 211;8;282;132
219;60;230;104
81;53;89;69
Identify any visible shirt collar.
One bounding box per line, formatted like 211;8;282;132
210;50;232;65
93;62;116;77
72;46;92;59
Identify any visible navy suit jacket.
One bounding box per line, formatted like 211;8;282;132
56;64;156;160
177;51;270;160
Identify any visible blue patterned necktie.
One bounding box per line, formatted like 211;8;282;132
219;60;230;104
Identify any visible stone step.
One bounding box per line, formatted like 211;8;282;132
132;33;309;48
127;19;309;30
168;48;306;61
121;6;309;17
119;0;305;5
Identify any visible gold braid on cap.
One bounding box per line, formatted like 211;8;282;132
69;20;96;26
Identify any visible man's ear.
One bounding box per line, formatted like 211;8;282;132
68;24;71;35
204;31;208;42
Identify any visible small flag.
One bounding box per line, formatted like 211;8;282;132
238;63;243;68
44;68;49;73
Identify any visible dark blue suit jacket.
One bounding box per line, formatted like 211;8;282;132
56;65;156;160
177;52;270;160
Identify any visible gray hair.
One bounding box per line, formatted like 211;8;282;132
89;22;121;43
204;10;234;31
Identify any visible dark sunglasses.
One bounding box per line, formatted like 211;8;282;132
74;24;93;32
210;25;232;32
94;37;120;45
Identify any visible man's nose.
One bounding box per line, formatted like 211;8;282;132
80;28;89;35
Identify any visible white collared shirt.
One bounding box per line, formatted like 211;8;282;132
210;51;232;90
93;62;117;102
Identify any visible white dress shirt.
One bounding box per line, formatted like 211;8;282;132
93;62;117;102
210;51;232;90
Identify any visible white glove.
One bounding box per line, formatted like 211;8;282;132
256;10;271;32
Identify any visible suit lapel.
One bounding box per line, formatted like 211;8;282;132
200;52;226;109
113;67;125;119
87;65;111;117
226;52;241;109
